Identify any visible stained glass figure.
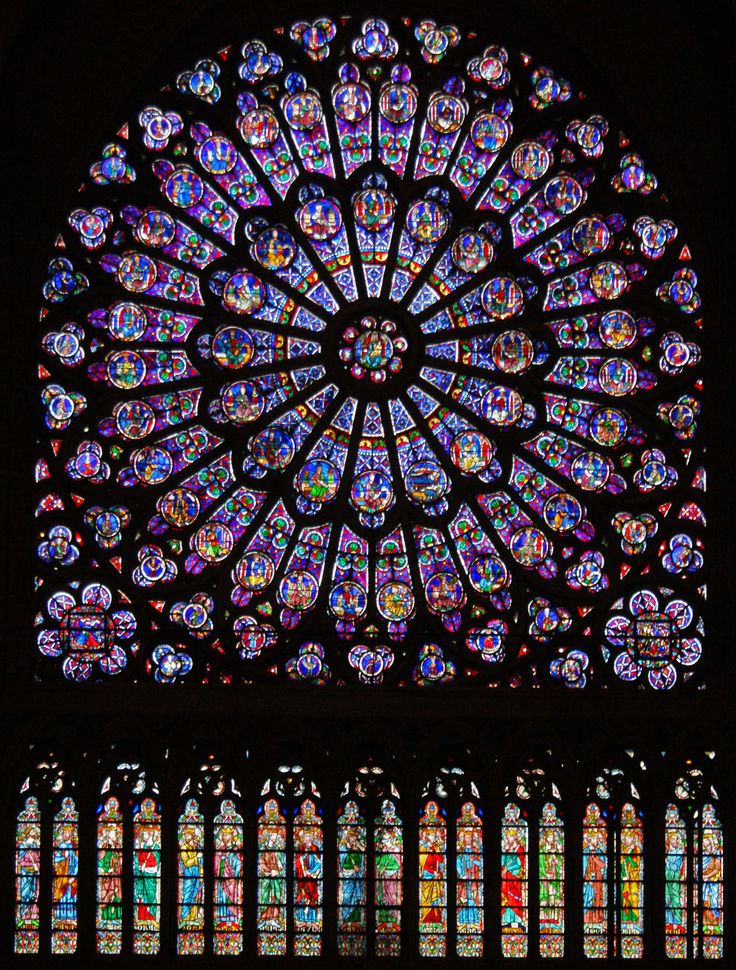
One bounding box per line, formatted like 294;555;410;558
337;800;367;956
51;797;79;953
96;797;123;954
418;800;447;956
619;803;644;957
501;802;528;956
375;799;403;956
293;798;323;955
665;803;688;958
699;804;724;958
14;797;41;954
213;799;244;955
539;801;564;957
34;14;705;690
257;798;287;955
583;802;608;957
133;797;162;954
456;801;483;956
177;798;205;954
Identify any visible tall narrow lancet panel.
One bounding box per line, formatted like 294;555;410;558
257;798;288;956
96;798;124;954
582;802;608;958
539;801;564;956
51;797;79;954
699;804;724;958
132;798;162;954
456;801;484;956
665;803;688;957
501;802;529;956
14;798;41;954
337;801;367;955
619;803;644;957
213;799;244;955
177;799;206;954
418;800;447;955
374;799;403;956
293;799;324;955
31;13;705;693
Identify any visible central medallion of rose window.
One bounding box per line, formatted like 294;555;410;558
339;316;407;382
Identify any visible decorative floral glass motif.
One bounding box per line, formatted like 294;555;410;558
35;14;705;688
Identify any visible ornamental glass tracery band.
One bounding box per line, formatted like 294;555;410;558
35;14;705;688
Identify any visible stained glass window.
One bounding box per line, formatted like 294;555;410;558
257;766;324;957
96;796;124;954
337;800;367;955
619;802;644;957
337;764;403;957
213;799;244;955
583;791;644;960
5;747;730;958
33;13;705;692
374;798;403;956
419;765;483;956
133;797;162;954
582;802;608;957
501;802;528;956
257;797;287;955
699;804;724;958
539;801;564;957
294;798;324;955
665;803;688;958
14;797;41;954
418;800;447;956
666;763;726;959
51;796;79;954
177;798;206;954
456;800;484;956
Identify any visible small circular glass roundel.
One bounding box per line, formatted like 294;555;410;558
339;316;407;382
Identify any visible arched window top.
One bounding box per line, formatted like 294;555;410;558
34;12;705;691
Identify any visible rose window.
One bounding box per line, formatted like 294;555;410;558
35;15;705;688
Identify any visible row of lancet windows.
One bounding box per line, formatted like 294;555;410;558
14;771;724;959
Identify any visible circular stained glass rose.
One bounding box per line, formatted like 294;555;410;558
35;14;704;689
